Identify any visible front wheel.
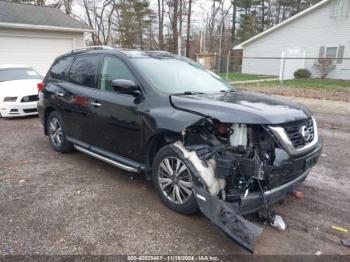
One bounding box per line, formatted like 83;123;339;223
152;145;199;215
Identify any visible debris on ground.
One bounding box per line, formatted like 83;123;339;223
2;247;12;254
18;180;25;184
290;191;305;199
270;214;286;231
314;250;322;256
341;239;350;248
331;226;348;233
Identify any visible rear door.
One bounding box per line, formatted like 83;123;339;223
87;55;144;162
52;54;101;143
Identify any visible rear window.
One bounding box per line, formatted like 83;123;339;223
49;56;74;81
0;68;41;82
68;55;99;88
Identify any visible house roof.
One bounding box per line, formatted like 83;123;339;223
233;0;331;49
0;1;94;32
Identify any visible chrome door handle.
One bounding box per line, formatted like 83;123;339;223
90;101;102;107
56;92;64;97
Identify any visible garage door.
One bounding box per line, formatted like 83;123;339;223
0;35;74;76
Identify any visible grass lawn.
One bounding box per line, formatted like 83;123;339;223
218;72;275;82
240;78;350;89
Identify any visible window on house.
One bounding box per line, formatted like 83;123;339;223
325;47;338;59
330;0;350;17
319;46;345;64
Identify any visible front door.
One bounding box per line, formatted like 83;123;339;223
87;55;144;162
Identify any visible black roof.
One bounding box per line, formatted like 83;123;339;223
0;1;92;31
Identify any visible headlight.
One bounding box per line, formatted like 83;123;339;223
3;97;17;102
22;96;29;102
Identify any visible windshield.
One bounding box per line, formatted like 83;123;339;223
0;68;41;82
132;57;234;94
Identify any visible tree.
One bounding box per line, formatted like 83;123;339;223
157;0;165;49
236;13;257;43
314;58;336;79
231;0;237;45
133;0;153;49
185;0;192;57
172;0;179;53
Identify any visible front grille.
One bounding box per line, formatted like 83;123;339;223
21;95;39;103
283;118;314;148
23;108;37;113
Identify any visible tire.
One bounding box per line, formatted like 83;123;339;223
46;111;73;153
152;145;199;215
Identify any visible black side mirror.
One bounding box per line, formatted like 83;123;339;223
111;79;141;96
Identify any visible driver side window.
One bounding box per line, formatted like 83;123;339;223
100;56;135;92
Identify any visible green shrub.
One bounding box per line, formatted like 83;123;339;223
294;69;311;79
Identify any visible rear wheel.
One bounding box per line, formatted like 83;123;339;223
152;145;199;215
47;111;73;153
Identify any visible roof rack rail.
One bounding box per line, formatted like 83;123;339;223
146;50;171;54
71;46;113;53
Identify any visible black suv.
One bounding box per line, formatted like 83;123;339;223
38;47;322;252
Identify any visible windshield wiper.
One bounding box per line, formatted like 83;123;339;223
220;89;236;93
173;91;205;96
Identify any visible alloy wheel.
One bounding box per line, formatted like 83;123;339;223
157;157;193;204
49;117;63;147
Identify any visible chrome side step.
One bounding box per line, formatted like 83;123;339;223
74;145;139;173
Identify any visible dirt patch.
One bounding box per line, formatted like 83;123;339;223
238;85;350;102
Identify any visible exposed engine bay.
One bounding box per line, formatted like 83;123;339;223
170;117;321;253
178;118;278;201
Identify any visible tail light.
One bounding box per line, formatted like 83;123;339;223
37;82;44;92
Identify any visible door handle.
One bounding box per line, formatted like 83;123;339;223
90;101;102;107
56;91;64;97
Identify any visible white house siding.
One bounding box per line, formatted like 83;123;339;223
0;28;85;75
241;1;350;80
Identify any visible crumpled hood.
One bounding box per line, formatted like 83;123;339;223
170;90;312;125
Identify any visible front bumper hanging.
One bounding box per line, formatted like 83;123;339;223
194;186;263;253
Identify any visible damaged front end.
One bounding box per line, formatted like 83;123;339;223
170;117;322;253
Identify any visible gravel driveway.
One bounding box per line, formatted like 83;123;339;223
0;97;349;255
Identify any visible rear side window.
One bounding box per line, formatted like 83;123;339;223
50;56;74;80
68;55;99;88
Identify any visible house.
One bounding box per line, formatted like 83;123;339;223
0;1;94;75
234;0;350;80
